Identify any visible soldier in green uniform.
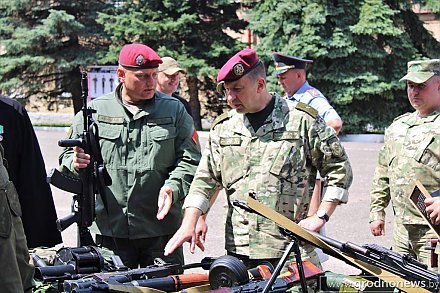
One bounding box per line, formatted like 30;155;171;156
165;48;352;272
59;43;201;269
370;59;440;269
0;138;34;292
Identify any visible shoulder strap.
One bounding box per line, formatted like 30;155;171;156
393;112;411;122
211;112;230;129
295;102;318;119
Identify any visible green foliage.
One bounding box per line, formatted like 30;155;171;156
0;0;113;112
97;0;246;122
249;0;440;133
419;0;440;13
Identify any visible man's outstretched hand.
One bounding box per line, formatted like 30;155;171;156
164;207;204;255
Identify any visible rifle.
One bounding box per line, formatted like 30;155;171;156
306;230;440;291
242;196;440;293
61;255;274;293
62;257;216;292
48;71;111;246
64;273;210;293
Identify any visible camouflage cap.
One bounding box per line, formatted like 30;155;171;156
400;59;440;83
158;57;186;75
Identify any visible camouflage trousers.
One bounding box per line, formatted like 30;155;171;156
393;221;439;271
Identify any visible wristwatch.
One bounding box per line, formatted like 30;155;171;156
316;209;329;222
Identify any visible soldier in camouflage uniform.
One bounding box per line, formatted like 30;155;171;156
370;59;440;268
0;141;34;292
60;44;201;269
165;48;352;271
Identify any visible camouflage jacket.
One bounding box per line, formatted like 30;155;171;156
370;110;440;224
184;95;352;259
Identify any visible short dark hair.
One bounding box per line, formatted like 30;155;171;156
247;61;266;81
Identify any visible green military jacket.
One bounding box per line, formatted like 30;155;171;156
370;110;440;225
59;86;201;238
184;95;352;259
0;144;22;238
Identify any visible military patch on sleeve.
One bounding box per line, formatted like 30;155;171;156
295;102;318;119
192;130;199;144
211;112;230;129
330;141;344;158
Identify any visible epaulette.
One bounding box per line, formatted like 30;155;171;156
295;102;318;119
211;112;229;129
393;112;411;122
306;88;321;97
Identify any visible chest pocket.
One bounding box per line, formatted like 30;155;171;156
417;134;440;172
0;190;11;238
148;122;177;169
269;132;304;180
219;137;247;188
98;123;124;167
0;181;22;238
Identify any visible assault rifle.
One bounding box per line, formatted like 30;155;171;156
306;230;440;292
241;196;440;293
62;256;220;292
33;245;216;289
48;72;111;246
60;255;277;293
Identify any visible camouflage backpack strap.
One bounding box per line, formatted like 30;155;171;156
211;111;230;130
295;102;318;119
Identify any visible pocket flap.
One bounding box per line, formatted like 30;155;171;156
99;125;122;140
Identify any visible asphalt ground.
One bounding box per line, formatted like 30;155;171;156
35;129;394;275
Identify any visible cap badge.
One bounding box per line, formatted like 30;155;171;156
135;54;145;66
233;63;245;76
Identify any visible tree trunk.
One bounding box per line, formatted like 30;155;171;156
187;76;202;130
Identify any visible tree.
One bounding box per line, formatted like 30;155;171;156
248;0;440;133
0;0;113;113
97;0;247;130
419;0;440;13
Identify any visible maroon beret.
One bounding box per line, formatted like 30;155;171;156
217;48;261;82
119;43;162;69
